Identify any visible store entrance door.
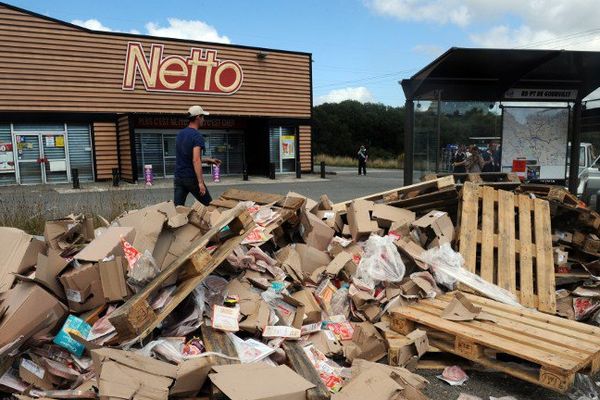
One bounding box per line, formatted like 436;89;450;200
16;133;69;184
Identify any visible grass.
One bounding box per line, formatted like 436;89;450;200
0;188;147;235
315;153;404;169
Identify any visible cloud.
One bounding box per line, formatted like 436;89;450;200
366;0;471;27
71;19;113;32
366;0;600;50
316;87;374;105
145;18;230;43
71;18;229;43
412;44;444;57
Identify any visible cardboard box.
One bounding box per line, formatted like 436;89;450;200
248;278;305;329
387;329;428;368
170;357;214;396
584;234;600;254
300;211;335;251
98;257;129;302
346;200;379;242
59;263;105;312
276;246;304;284
325;251;354;277
308;330;343;357
92;348;177;400
294;244;332;276
0;227;46;292
44;214;94;251
372;204;415;229
332;368;403;400
227;278;270;334
291;289;322;324
19;358;61;390
553;248;568;267
314;210;344;232
75;226;135;263
343;322;387;362
411;210;454;247
114;202;174;254
209;364;315;400
0;282;67;350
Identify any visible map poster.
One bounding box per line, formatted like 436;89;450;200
281;135;295;159
501;107;569;180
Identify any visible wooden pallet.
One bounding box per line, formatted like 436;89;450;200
458;182;556;313
424;172;521;189
331;176;456;212
109;206;255;341
390;292;600;393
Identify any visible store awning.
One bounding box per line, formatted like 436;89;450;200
401;48;600;101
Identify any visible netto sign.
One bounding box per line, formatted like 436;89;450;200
122;42;243;95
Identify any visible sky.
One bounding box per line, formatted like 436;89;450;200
8;0;600;106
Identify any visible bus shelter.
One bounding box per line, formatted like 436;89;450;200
401;48;600;193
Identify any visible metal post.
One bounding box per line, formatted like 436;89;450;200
568;100;583;194
404;99;415;185
269;162;276;180
112;168;120;187
243;164;248;181
296;159;301;179
71;168;80;189
320;161;326;179
435;91;441;173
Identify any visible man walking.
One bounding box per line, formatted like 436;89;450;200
174;105;221;206
357;145;368;175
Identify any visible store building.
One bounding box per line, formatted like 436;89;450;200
0;2;313;185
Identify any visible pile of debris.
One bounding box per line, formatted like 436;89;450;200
1;177;600;400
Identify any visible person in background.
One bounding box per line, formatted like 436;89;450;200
451;144;467;173
482;142;495;172
174;105;221;206
466;145;484;173
492;142;501;171
357;145;368;175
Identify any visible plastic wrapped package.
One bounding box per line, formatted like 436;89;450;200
355;235;406;289
127;250;160;289
567;373;599;400
330;287;351;318
421;243;520;307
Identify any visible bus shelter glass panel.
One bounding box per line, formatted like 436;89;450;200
412;101;501;181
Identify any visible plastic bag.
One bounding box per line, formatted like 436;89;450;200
137;338;185;363
355;235;405;289
567;373;599;400
421;243;520;307
127;250;160;290
203;275;229;308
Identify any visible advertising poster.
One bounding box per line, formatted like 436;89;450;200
0;142;14;173
501;107;569;180
281;135;295;159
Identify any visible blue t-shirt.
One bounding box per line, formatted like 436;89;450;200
175;127;205;179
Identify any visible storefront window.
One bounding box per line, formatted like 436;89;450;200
269;126;296;173
136;130;244;179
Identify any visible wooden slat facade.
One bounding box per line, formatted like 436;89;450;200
93;122;118;180
0;5;312;117
117;115;134;181
299;125;312;172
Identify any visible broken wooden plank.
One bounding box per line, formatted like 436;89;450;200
283;341;330;400
518;194;535;308
109;206;255;340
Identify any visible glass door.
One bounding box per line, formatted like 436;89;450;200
16;134;43;184
163;134;177;176
42;133;69;183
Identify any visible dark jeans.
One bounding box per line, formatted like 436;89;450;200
174;177;213;206
358;160;367;175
